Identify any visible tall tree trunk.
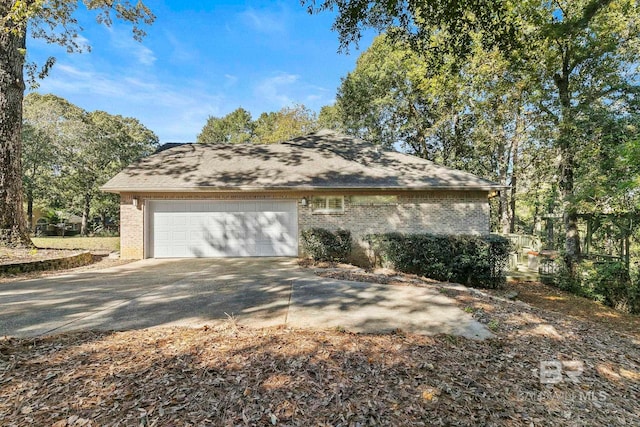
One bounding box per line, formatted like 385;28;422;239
554;50;581;272
26;188;33;232
499;140;511;234
509;110;523;234
499;185;510;234
559;138;580;262
0;8;30;247
81;193;91;236
509;164;518;234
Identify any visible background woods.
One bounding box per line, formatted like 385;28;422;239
22;93;158;236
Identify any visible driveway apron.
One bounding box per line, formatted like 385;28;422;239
0;258;492;339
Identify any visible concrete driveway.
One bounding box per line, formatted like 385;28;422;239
0;258;492;339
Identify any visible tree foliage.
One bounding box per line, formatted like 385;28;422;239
197;105;318;144
317;104;345;132
22;93;158;235
321;0;640;271
335;34;465;155
196;108;254;144
521;0;640;265
333;34;537;233
302;0;520;58
253;105;318;144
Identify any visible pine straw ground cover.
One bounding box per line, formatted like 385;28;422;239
1;270;639;426
0;248;79;266
0;253;131;284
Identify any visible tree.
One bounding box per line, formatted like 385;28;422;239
463;43;538;234
197;108;254;144
520;0;640;268
21;123;54;230
308;0;640;271
22;93;157;236
302;0;519;57
75;110;157;235
252;105;318;144
333;34;538;233
1;0;154;247
22;92;88;229
197;105;319;144
317;104;345;132
335;34;466;154
573;109;640;214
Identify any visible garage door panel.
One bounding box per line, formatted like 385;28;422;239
150;200;297;258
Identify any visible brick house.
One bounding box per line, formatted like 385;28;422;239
101;130;502;259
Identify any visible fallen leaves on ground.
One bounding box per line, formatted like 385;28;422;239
0;253;132;284
1;266;639;426
503;279;640;339
0;249;80;266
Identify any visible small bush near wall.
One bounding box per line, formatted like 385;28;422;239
301;228;352;262
366;233;511;289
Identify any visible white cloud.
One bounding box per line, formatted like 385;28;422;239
134;44;156;66
253;73;335;112
254;73;299;107
164;30;196;63
35;63;223;142
240;8;287;34
224;74;238;86
110;28;156;66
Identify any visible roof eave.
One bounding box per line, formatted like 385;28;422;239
100;184;507;194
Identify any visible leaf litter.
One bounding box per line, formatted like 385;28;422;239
1;266;639;426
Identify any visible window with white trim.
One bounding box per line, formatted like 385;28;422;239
312;196;344;213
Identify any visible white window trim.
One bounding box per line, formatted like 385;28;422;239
312;196;345;214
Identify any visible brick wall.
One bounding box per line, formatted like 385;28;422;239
118;190;490;260
297;191;489;263
120;194;144;259
298;191;489;237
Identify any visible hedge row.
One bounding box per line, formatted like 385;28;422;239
366;233;511;289
301;228;352;262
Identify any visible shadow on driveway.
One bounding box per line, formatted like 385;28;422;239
0;258;492;339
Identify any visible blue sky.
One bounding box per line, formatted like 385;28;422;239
27;1;374;142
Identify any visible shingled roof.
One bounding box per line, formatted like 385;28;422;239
101;130;501;192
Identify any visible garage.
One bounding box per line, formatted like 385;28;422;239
148;200;298;258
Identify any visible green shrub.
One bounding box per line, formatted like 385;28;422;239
554;259;640;314
301;228;352;262
367;233;511;289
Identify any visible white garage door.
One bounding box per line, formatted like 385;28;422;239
149;200;298;258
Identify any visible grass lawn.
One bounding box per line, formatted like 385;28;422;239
31;236;119;252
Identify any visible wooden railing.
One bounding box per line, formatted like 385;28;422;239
499;233;542;252
495;233;543;271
